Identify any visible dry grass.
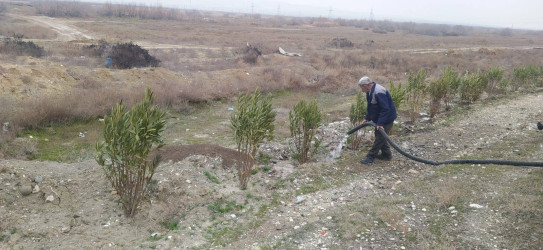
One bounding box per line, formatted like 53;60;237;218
495;170;543;248
0;1;542;137
377;206;409;233
431;178;465;209
0;15;57;39
0;137;37;159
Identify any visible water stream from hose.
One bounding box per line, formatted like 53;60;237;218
330;134;348;159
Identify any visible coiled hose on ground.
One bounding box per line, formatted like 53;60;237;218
347;122;543;167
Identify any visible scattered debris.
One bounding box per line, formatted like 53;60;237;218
469;203;484;209
278;47;302;57
46;195;55;202
2;122;9;133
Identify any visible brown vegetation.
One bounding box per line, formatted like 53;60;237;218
0;1;540;137
0;1;542;249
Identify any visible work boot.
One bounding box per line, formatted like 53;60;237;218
376;153;392;161
360;157;374;164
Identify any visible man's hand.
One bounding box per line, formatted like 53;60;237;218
376;125;384;131
361;119;368;124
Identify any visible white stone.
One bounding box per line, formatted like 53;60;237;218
32;185;40;193
469;203;484;209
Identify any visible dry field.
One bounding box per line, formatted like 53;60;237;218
0;1;543;249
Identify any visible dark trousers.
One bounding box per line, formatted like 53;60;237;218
367;122;393;158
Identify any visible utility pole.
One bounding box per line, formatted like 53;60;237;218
251;1;254;15
328;6;333;19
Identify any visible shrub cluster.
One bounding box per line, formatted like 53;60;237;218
32;0;189;20
289;99;322;164
0;35;45;57
240;43;262;64
108;42;160;69
329;37;353;48
99;2;184;20
459;70;488;103
83;40;159;69
230;89;275;189
395;64;542;120
388;81;406;111
513;65;543;89
34;1;87;17
428;73;451;117
96;88;166;217
485;66;505;95
406;69;427;122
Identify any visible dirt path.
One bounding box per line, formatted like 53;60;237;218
8;14;93;41
10;13;233;51
403;94;543;161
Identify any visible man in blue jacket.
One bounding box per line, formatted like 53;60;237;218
358;76;397;164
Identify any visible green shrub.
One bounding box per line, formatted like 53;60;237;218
486;66;505;95
161;219;179;231
289;100;322;164
348;92;366;150
526;65;542;87
230;89;275;189
406;69;427;122
428;70;451;117
388;80;406;110
513;66;530;91
208;199;244;214
204;171;220;184
96;88;166;217
536;66;543;87
498;78;511;92
459;70;488;103
441;66;461;110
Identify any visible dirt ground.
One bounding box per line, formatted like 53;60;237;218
1;91;542;249
1;3;543;249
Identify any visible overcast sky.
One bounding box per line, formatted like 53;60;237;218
86;0;542;30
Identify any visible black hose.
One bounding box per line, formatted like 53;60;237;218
347;122;543;167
